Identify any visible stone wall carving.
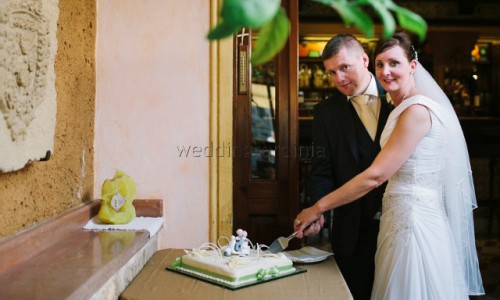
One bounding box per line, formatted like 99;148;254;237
0;0;58;172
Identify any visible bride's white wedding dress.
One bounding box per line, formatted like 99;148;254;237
371;96;468;300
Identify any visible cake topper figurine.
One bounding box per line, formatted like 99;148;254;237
226;228;251;256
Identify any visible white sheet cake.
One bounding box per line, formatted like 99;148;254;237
170;230;296;287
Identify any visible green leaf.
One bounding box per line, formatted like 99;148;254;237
332;2;374;38
311;0;336;5
395;7;427;42
385;1;427;42
221;0;281;28
251;8;290;65
368;0;396;39
207;21;240;40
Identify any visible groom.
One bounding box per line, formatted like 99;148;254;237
304;34;392;300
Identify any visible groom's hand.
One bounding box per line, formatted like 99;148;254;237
296;214;325;238
304;214;325;236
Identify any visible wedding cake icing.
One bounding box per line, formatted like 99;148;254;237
170;229;296;287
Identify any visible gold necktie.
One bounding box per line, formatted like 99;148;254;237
351;95;377;141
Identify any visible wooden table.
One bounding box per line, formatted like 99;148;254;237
120;249;353;300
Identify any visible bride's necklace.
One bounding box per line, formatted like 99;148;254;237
402;84;413;102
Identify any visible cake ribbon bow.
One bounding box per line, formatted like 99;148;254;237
256;266;280;280
171;257;182;269
256;269;267;280
268;266;280;277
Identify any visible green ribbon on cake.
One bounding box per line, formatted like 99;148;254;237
256;266;280;281
256;269;266;280
268;266;280;277
171;257;183;269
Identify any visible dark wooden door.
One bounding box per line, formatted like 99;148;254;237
233;0;299;246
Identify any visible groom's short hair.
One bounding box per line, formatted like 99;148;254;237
322;34;364;61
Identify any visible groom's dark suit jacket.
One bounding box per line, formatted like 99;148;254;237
308;87;391;256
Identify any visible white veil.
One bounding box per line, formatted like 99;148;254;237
414;62;484;295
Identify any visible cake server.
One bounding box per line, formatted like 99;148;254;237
268;222;314;254
268;231;298;254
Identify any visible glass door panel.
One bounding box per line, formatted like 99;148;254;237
251;60;276;179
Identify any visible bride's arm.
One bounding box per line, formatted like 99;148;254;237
295;104;432;235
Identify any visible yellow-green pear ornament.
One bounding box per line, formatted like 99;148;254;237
98;170;137;224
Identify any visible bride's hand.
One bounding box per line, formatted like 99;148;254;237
294;205;324;238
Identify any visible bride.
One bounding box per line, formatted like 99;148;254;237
294;31;484;299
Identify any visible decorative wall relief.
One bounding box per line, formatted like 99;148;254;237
0;0;58;172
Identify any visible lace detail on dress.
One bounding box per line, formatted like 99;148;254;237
381;194;415;248
381;191;446;249
390;171;442;188
383;191;445;214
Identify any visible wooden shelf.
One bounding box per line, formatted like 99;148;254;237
299;57;323;63
300;87;336;92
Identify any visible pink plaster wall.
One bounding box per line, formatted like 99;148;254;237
95;0;210;248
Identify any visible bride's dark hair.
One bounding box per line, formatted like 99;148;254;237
374;31;416;62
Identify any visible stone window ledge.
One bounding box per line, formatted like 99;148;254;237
0;199;163;299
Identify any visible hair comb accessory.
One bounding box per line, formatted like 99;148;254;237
411;45;418;61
